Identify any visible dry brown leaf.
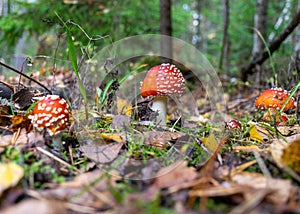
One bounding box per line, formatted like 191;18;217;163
233;172;292;204
0;199;66;214
277;124;300;135
218;160;257;179
27;131;45;146
188;115;209;124
153;161;198;189
141;161;198;202
111;115;131;129
0;128;28;147
139;131;185;147
189;183;248;197
80;142;124;164
36;169;116;210
11;115;32;132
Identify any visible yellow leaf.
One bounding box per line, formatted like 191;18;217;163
201;132;218;152
271;135;300;172
0;162;24;195
233;145;268;153
117;98;132;116
100;133;123;143
248;123;264;142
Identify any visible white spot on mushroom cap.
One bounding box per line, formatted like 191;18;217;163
154;63;185;96
29;94;70;135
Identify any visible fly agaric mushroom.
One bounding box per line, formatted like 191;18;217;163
140;63;186;125
28;95;70;135
254;88;296;124
254;88;296;111
226;119;242;130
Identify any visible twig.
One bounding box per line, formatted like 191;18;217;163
228;189;271;214
0;61;51;94
253;150;271;178
36;146;81;174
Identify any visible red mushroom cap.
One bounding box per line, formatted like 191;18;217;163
226;119;242;130
140;63;186;98
254;88;296;111
28;95;70;135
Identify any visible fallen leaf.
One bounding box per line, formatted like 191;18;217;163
100;133;124;143
233;172;292;204
277;124;300;135
0;199;66;214
233;145;268;153
111;115;131;129
189;183;248;198
261;108;285;124
35;169;116;210
143;161;198;201
270;134;300;172
11;115;32;132
0;162;24;195
141;131;185;147
188;115;209;124
201;132;218;152
248;122;268;142
117;97;132;116
218;160;257;179
0;128;28;147
154;161;198;189
80;142;124;164
12;88;34;110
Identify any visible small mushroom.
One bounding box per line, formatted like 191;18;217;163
28;95;71;135
254;88;296;124
254;87;296;112
226;119;242;130
140;63;186;125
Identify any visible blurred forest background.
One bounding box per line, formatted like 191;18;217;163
0;0;299;86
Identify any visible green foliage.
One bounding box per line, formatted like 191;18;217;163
0;0;192;58
0;0;299;78
56;13;87;103
97;63;147;108
1;147;65;189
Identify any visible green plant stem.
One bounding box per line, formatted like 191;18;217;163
100;64;147;104
280;80;300;113
55;12;87;104
253;28;277;86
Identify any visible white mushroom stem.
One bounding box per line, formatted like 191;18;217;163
151;96;167;125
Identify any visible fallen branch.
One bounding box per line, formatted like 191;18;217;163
241;9;300;82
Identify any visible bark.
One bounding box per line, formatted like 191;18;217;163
219;0;230;72
252;0;268;59
194;0;202;50
160;0;172;62
291;0;300;77
241;9;300;82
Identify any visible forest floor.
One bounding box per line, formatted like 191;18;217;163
0;61;299;214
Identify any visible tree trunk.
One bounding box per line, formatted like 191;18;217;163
194;0;202;50
291;0;300;79
241;8;300;82
219;0;230;72
293;25;300;73
160;0;172;62
252;0;268;59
